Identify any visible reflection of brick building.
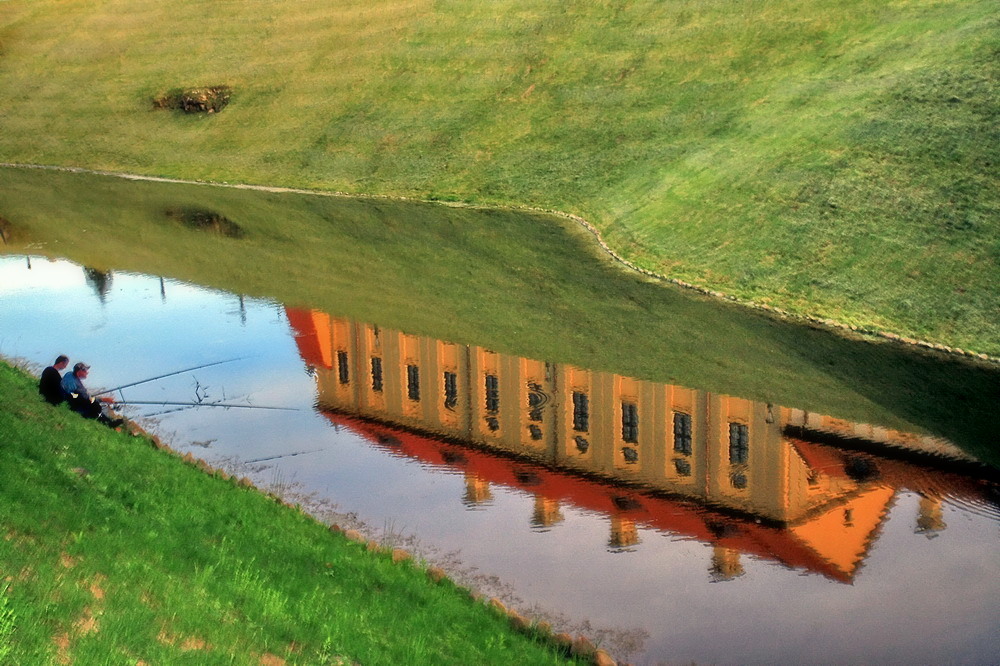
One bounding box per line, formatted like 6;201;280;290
286;307;992;582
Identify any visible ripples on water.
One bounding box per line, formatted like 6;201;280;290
1;256;998;665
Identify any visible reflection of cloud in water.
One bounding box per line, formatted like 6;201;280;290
0;257;86;292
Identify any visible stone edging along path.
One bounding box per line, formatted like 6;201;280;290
4;163;997;366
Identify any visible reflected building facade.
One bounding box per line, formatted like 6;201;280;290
287;307;994;582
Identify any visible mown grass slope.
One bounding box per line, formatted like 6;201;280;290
0;361;581;664
0;0;997;352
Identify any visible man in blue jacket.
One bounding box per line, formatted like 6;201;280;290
61;362;122;427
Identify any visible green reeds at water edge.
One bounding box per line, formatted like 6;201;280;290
0;362;582;664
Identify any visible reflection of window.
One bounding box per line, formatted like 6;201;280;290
337;351;350;385
485;374;500;413
443;372;458;410
528;383;544;422
574;436;590;453
731;472;748;489
674;458;691;476
485;416;500;431
407;365;420;402
572;392;589;432
673;412;692;455
622;446;639;464
729;423;749;464
529;424;543;440
370;357;383;392
622;402;639;443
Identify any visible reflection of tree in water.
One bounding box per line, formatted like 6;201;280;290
83;267;113;303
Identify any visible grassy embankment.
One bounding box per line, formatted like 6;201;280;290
0;362;586;664
2;166;999;467
0;0;997;354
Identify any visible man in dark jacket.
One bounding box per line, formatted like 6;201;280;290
39;354;70;405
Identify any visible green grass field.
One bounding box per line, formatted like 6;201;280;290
0;362;582;664
0;0;996;353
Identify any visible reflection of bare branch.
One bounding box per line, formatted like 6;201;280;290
190;380;249;408
192;378;209;404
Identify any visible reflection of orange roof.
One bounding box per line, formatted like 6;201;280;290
286;308;333;369
791;438;849;479
790;486;895;578
790;438;998;523
322;410;870;583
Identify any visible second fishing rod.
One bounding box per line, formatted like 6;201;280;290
93;357;246;398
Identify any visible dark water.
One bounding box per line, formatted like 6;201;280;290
1;256;998;665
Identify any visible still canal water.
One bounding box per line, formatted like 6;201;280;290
1;255;997;665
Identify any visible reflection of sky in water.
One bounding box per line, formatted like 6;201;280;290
1;255;997;665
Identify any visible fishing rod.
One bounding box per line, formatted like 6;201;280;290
136;397;242;417
94;357;246;397
113;399;299;411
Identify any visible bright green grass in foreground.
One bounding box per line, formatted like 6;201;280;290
0;0;996;353
0;363;579;664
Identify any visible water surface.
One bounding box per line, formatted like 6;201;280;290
1;256;997;665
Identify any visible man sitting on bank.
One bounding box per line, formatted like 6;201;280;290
60;362;123;428
39;354;70;405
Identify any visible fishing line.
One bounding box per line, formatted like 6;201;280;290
244;449;323;464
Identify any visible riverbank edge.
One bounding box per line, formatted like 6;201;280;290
0;359;618;665
3;162;997;366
